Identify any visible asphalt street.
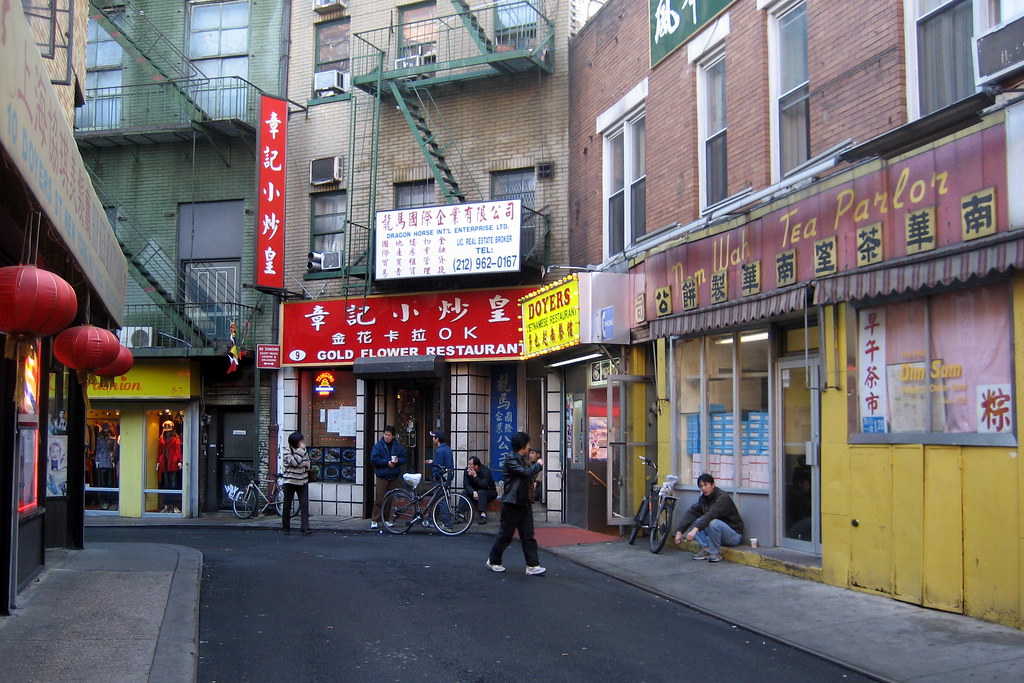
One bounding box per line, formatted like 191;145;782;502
88;527;867;682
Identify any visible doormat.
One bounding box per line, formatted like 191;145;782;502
534;526;618;547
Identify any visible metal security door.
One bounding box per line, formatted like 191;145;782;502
777;358;821;553
606;374;656;526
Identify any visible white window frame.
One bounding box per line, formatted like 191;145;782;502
765;0;809;183
904;0;997;120
597;79;648;260
697;50;727;211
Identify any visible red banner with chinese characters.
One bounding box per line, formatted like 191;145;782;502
280;287;534;366
638;123;1008;316
256;95;287;290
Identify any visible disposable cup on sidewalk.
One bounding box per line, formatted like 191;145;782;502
750;538;758;548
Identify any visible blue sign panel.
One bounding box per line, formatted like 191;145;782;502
489;364;518;482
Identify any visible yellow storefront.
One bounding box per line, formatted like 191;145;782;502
87;359;200;517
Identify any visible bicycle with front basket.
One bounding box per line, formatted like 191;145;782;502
232;476;299;519
627;456;679;553
379;468;474;536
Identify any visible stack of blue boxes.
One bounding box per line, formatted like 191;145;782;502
710;412;734;457
741;411;770;455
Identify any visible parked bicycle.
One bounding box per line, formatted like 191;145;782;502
627;456;679;553
232;476;299;519
379;468;474;536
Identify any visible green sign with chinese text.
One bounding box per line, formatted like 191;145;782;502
650;0;733;67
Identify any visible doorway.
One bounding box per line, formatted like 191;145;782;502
776;357;821;553
207;408;256;511
606;374;656;528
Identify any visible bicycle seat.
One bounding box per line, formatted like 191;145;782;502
403;473;422;488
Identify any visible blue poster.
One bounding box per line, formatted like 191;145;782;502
489;364;517;482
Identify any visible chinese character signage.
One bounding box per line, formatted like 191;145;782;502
489;364;518;482
650;0;733;67
374;199;522;280
858;308;889;433
256;95;287;290
638;124;1008;317
520;275;581;359
281;287;531;366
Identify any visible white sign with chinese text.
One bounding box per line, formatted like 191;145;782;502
858;308;889;433
374;199;522;280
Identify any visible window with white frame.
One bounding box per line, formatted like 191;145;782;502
311;192;347;254
914;0;975;117
994;0;1024;21
700;53;728;207
395;180;435;209
79;15;124;130
603;113;646;257
772;1;809;177
189;0;249;118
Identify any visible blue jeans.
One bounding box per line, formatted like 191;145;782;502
695;519;742;554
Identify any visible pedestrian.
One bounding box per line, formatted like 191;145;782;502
487;431;546;576
426;429;454;529
464;456;497;524
281;431;313;536
369;425;408;529
527;446;543;505
673;473;744;562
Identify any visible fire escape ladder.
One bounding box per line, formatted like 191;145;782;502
389;79;467;204
86;169;208;348
449;0;497;55
88;0;210;122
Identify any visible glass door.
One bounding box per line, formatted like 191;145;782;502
777;358;820;553
606;374;655;526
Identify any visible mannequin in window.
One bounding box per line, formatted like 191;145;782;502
95;423;119;509
157;420;183;513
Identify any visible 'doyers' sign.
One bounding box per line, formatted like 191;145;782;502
281;287;534;366
520;275;581;359
640;123;1009;316
256;95;287;290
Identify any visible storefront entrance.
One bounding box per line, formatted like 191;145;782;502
209;408;257;511
777;357;821;553
382;381;441;475
607;373;656;527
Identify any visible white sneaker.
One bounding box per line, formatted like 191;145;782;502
486;560;506;572
525;566;547;576
369;521;379;529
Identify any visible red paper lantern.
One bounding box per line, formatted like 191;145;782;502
0;265;77;336
53;325;120;371
93;344;134;377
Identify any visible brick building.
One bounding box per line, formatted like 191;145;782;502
564;0;1024;629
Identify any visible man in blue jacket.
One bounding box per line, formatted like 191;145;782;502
427;429;454;528
369;425;408;529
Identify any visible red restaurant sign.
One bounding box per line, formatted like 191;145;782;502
280;287;534;366
638;123;1009;315
256;95;287;290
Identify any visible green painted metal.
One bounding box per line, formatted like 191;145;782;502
449;0;497;55
389;80;466;204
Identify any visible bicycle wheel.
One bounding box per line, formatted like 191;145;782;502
431;491;473;536
650;499;675;554
233;486;257;519
273;488;299;517
627;498;649;544
381;489;416;534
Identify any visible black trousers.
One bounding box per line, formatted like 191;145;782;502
282;483;310;531
469;490;496;513
488;502;539;567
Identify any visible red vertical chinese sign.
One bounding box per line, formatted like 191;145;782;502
256;95;287;290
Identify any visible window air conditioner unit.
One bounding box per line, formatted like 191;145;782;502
313;69;350;97
308;250;343;272
118;326;154;349
312;0;346;13
310;156;344;185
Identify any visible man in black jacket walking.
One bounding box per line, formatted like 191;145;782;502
673;473;744;562
487;431;545;576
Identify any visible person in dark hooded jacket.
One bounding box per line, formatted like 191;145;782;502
486;431;545;576
369;426;408;528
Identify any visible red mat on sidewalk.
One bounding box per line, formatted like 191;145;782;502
534;526;618;547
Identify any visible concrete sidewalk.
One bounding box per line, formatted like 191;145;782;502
4;512;1024;682
0;542;200;683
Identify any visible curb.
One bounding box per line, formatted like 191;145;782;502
148;544;203;683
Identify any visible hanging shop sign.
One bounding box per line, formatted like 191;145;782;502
256;344;281;369
280;286;532;366
255;94;288;290
0;6;126;321
374;199;521;280
521;275;581;358
639;122;1009;318
650;0;733;67
88;359;198;399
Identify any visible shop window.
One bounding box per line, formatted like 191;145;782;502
854;282;1015;443
306;369;357;482
146;411;185;513
17;342;42;516
673;330;770;490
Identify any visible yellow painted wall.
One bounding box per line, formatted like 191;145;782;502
115;405;146;517
820;275;1024;629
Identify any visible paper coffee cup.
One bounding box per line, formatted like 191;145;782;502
750;538;758;548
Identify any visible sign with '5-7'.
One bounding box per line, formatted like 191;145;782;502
280;287;535;366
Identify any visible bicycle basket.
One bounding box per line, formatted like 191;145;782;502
403;473;422;488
